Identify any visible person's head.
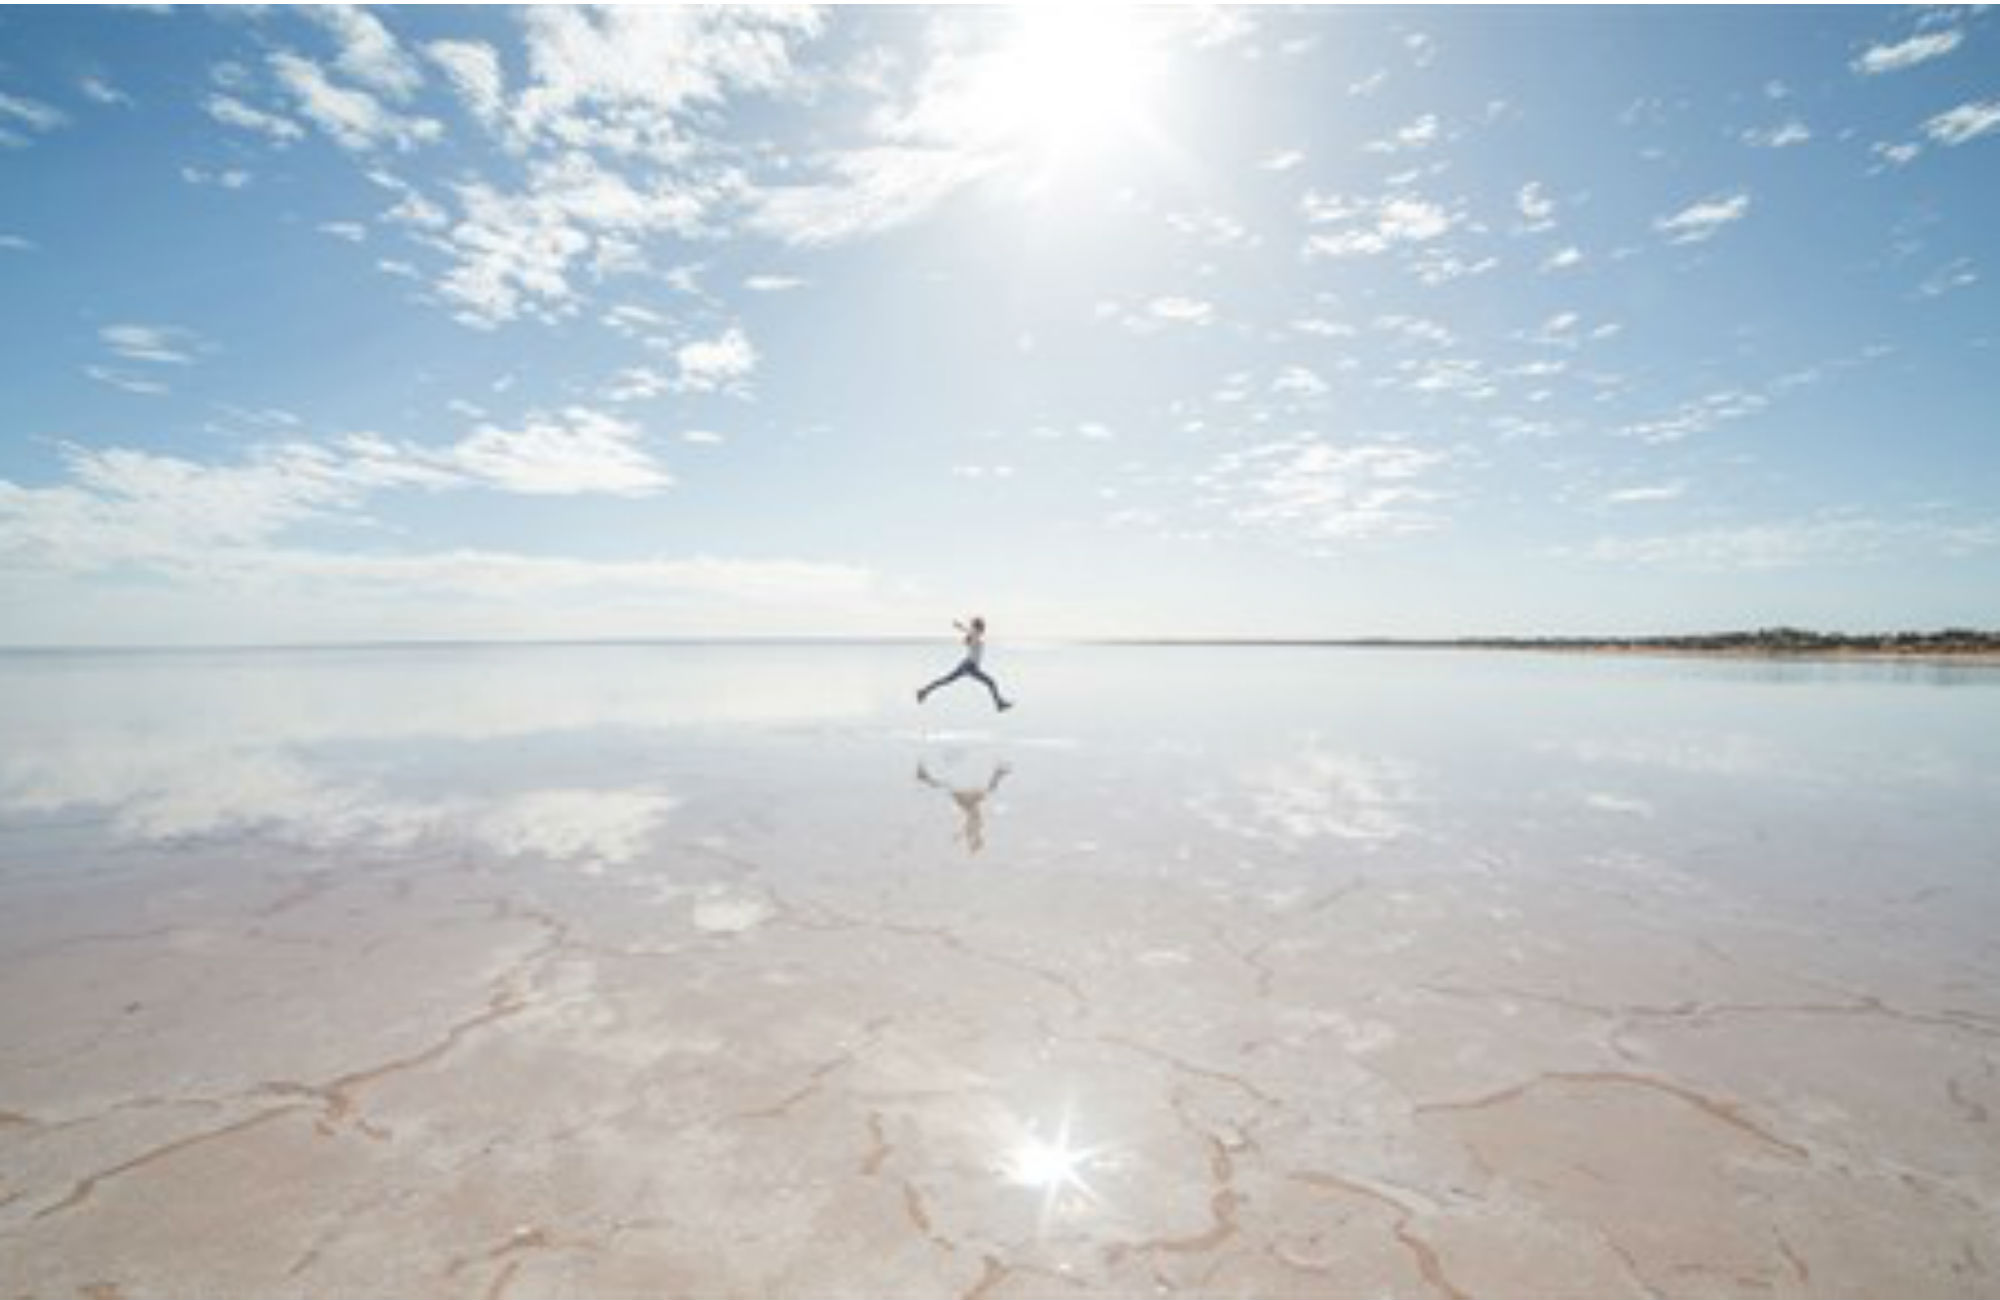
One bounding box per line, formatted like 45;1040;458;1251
971;616;985;631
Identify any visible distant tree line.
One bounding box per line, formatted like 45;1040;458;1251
1441;627;2000;655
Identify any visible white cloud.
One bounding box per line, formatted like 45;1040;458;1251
1366;114;1440;154
307;5;424;101
83;366;169;396
1302;192;1455;258
1742;120;1811;148
1261;149;1304;172
1201;436;1449;547
1541;245;1583;272
1852;29;1962;75
181;166;253;189
1654;192;1750;245
270;51;441;152
1619;388;1767;443
425;39;504;123
0;446;871;624
0;233;35;252
319;220;367;242
1375;314;1455;347
205;92;306;143
601;303;665;336
1872;140;1923;168
744;274;805;292
1917;257;1977;298
750;145;993;248
101;324;199;365
369;170;450;229
1411;250;1497;286
1603;481;1687;505
1147;296;1215;325
512;6;823;155
435;153;709;325
1272;366;1329;397
671;327;758;394
1516;181;1555;230
440;408;675;496
0;90;67;147
79;75;131;107
1923;100;2000;148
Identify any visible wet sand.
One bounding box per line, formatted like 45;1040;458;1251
1;645;1996;1298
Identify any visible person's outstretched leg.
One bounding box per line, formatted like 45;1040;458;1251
970;666;1011;711
918;662;969;703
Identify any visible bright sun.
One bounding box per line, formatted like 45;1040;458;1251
960;6;1166;168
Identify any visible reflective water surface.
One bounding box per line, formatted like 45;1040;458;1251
1;645;1996;1297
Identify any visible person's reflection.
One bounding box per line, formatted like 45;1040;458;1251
917;759;1011;854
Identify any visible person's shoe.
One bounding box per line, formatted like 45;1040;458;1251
998;700;1014;712
917;691;926;705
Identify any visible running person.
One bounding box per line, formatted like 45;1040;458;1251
917;616;1013;711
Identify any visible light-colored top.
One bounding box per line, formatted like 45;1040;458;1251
963;625;984;665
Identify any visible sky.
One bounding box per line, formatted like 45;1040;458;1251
1;4;1996;645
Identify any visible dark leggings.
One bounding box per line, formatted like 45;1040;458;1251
921;659;1006;706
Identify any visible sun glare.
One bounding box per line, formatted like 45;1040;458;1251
963;6;1166;168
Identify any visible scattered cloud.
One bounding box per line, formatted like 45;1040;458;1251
1302;192;1455;258
1261;148;1305;172
1852;29;1962;75
0;441;867;610
425;39;503;124
436;407;675;496
83;366;169;396
749;145;992;248
1604;481;1687;505
78;75;131;107
1923;99;2000;147
1541;245;1584;272
1654;192;1750;244
181;165;252;189
307;4;424;101
434;153;709;325
101;323;200;365
1516;182;1555;231
205;92;307;143
0;233;37;253
1147;296;1215;326
1619;387;1767;443
1366;113;1440;153
270;51;442;152
510;6;824;155
670;327;757;394
1917;257;1977;298
0;89;67;147
1742;119;1811;148
1871;140;1923;168
1199;436;1449;547
744;274;805;292
318;220;367;242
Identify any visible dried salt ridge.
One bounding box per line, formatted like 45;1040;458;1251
0;643;1996;1297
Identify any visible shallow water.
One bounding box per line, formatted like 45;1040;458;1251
1;645;1996;1297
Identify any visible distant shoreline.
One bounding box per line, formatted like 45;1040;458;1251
1108;634;2000;666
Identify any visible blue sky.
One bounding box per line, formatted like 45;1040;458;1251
1;5;1996;644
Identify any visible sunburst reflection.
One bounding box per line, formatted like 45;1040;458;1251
1003;1102;1110;1235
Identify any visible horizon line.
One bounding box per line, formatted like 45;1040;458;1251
2;628;1996;655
